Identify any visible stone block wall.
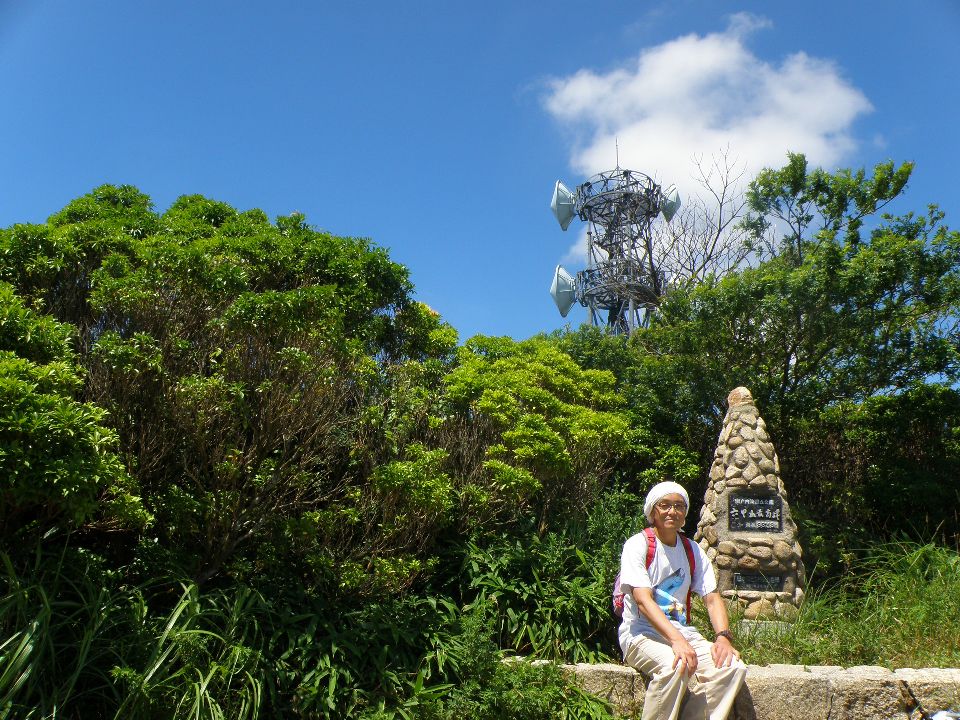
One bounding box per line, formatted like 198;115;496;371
566;663;960;720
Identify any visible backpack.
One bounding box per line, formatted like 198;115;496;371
612;527;697;623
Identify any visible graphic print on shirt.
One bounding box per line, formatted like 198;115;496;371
654;567;686;624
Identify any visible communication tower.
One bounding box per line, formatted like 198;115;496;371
549;167;680;335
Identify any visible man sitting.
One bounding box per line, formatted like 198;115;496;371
618;481;746;720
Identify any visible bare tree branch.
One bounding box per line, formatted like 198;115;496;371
652;148;753;287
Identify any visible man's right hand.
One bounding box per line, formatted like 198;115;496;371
671;636;698;675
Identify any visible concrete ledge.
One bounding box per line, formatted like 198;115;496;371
566;663;960;719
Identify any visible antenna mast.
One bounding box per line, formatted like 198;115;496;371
549;168;680;335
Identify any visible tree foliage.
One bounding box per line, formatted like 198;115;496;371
0;185;456;586
787;384;960;561
442;335;635;525
743;151;914;262
0;283;147;535
545;155;960;567
635;156;960;432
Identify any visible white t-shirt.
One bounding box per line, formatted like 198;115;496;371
618;531;717;652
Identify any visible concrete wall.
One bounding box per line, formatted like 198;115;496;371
568;663;960;719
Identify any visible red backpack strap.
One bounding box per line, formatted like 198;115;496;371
643;527;657;569
680;534;696;623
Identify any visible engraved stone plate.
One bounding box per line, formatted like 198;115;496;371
728;492;783;532
734;572;784;592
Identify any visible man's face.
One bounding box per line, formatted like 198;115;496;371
652;492;687;531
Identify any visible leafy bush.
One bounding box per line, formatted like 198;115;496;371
0;284;148;536
792;386;960;533
411;608;614;720
442;336;636;526
462;533;608;662
2;185;464;588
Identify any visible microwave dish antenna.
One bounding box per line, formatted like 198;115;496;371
549;167;680;335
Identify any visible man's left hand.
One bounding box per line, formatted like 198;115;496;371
711;635;741;667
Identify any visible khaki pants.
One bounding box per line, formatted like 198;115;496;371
623;633;746;720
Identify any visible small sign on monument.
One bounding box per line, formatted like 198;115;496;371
734;573;784;592
728;493;783;532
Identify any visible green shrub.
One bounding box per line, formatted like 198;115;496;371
786;386;960;576
441;336;636;526
0;284;148;535
413;607;614;720
461;531;615;663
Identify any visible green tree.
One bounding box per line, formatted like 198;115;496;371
0;186;636;718
548;156;960;565
0;185;456;587
605;155;960;566
551;326;702;494
440;335;635;527
0;282;148;537
743;152;913;263
633;156;960;438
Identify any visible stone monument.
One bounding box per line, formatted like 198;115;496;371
694;387;806;620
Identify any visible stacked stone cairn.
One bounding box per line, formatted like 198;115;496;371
694;387;806;620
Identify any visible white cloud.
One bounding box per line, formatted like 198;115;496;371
543;13;872;198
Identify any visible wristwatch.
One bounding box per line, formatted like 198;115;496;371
715;630;734;642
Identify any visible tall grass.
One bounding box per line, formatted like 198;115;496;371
1;547;272;719
735;541;960;668
111;583;270;720
0;548;126;718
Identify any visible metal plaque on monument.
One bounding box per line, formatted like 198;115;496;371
694;387;806;620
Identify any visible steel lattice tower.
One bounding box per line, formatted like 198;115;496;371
550;167;679;335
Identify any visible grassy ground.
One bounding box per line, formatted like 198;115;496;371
730;541;960;669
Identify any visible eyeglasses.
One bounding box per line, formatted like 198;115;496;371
655;501;687;514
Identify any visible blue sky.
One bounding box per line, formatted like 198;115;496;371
1;0;957;341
